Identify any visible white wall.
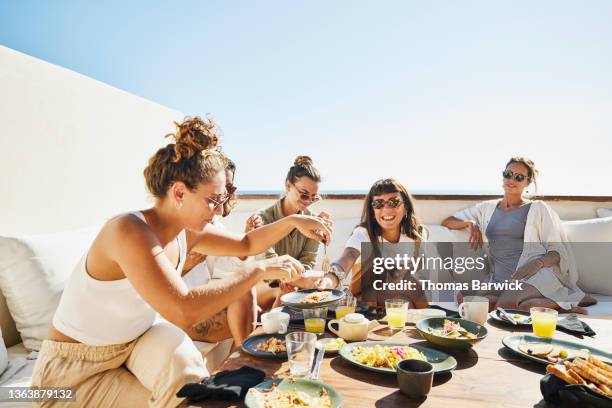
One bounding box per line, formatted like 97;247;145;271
0;46;183;234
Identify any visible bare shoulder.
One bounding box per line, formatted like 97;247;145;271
96;213;159;255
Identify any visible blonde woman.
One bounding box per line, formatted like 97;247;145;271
442;157;595;313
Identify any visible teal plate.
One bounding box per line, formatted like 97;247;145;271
339;341;457;375
502;334;612;365
245;378;342;408
416;317;488;350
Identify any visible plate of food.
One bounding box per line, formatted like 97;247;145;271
280;289;345;309
339;341;457;375
416;317;487;349
316;337;346;356
245;378;342;408
489;309;532;326
242;333;287;360
542;356;612;407
502;334;612;365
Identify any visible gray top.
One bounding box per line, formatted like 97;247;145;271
485;203;531;282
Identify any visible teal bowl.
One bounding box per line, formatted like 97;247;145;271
416;317;487;350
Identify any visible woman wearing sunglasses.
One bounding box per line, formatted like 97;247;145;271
441;157;594;313
32;117;331;407
250;156;330;308
315;178;430;309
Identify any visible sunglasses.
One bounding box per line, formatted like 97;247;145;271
502;169;529;183
203;194;230;210
292;184;321;202
371;197;403;209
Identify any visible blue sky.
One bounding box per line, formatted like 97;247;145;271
1;1;611;194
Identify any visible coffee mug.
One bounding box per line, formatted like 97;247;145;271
397;359;434;398
261;311;290;334
458;296;489;325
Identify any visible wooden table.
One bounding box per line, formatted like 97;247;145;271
188;316;611;408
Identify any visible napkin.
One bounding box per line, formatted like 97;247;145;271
176;366;265;403
427;305;460;318
556;314;596;337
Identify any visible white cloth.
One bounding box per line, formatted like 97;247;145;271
53;212;188;345
344;227;456;303
453;199;584;308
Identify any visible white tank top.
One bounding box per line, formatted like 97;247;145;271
53;212;187;345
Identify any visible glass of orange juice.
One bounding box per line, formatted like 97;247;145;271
303;307;328;334
385;298;408;329
530;307;558;338
335;293;357;319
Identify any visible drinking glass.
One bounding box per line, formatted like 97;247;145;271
335;293;357;319
286;332;317;377
385;298;408;329
303;307;328;334
530;307;558;338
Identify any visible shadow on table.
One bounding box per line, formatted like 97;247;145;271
374;389;428;408
409;340;479;371
497;347;546;375
329;357;399;388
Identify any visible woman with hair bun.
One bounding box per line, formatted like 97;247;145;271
31;116;331;407
249;156;331;308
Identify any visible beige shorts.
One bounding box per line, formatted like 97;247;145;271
31;322;212;408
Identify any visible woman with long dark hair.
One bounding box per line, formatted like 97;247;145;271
316;178;430;309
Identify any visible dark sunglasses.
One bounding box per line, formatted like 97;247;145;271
292;184;321;202
371;197;403;210
502;169;528;183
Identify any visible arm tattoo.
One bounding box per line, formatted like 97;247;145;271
192;309;227;336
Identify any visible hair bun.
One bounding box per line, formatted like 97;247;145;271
167;115;220;161
294;155;314;167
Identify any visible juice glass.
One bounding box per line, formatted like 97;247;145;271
385;298;408;329
335;293;357;319
303;307;328;334
530;307;558;338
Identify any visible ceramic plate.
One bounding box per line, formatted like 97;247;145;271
241;333;287;360
416;317;487;350
280;289;345;309
245;378;342;408
339;341;457;375
502;334;612;365
488;309;532;327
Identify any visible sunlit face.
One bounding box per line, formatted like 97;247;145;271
181;170;227;231
286;177;321;212
371;192;405;233
502;162;530;196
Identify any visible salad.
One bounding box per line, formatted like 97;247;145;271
428;319;477;339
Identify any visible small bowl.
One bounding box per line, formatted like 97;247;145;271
397;359;434;398
416;317;487;350
315;337;346;356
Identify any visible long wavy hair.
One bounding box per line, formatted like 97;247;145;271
359;178;424;297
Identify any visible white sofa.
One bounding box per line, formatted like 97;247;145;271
0;212;611;397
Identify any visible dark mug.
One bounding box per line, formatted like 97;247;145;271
397;359;434;398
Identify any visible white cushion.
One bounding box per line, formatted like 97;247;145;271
562;217;612;295
0;328;8;374
597;207;612;218
0;227;99;350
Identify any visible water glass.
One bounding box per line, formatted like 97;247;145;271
303;307;328;334
286;331;317;377
385;298;408;329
